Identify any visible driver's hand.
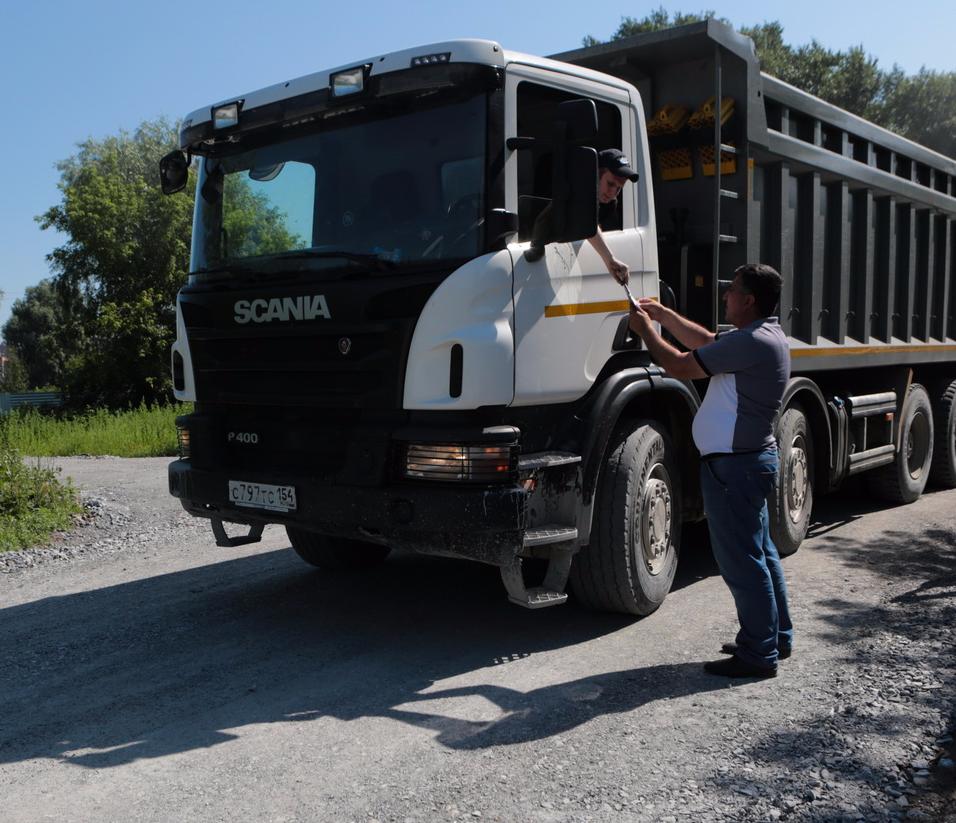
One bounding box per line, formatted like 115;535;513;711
609;259;629;285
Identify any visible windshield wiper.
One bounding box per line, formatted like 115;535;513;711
196;249;396;277
264;249;397;272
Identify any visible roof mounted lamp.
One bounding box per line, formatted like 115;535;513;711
212;101;242;130
330;65;369;99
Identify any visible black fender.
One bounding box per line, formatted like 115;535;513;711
780;377;833;486
575;367;700;543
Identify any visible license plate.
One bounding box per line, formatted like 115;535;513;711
228;480;297;512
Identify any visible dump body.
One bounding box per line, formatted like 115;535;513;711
557;19;956;372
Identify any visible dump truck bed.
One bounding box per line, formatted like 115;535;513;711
554;20;956;370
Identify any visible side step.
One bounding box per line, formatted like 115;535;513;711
211;517;264;547
518;451;581;471
523;525;578;548
500;544;574;609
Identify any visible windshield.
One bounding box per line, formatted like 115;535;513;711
190;93;488;273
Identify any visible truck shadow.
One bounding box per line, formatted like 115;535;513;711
0;544;725;770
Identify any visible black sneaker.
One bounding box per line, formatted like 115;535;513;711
704;655;777;679
721;641;791;660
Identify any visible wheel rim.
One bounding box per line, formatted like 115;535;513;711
906;409;931;480
637;463;673;576
787;434;809;524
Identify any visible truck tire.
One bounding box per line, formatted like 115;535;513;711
769;404;814;558
286;527;391;570
867;384;934;504
570;421;681;616
929;379;956;488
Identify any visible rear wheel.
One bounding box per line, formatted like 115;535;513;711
286;527;391;570
929;379;956;488
570;421;681;616
868;383;934;504
769;404;814;557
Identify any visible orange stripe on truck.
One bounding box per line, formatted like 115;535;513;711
544;299;630;318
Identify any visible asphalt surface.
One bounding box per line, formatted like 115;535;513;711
1;458;954;822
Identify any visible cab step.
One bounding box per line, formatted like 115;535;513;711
211;517;264;547
517;451;582;471
500;547;573;609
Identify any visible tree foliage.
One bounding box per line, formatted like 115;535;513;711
21;119;296;409
32;120;189;408
584;8;956;157
0;349;28;393
2;279;85;390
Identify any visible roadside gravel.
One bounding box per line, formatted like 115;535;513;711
1;457;954;822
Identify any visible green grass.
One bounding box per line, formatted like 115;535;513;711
1;404;190;458
0;436;82;553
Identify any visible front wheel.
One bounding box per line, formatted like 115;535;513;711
286;527;391;570
570;421;681;616
769;404;814;557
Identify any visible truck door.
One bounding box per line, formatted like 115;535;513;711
505;67;649;405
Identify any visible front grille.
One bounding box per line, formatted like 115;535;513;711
179;276;433;409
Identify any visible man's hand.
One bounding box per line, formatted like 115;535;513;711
637;297;667;323
608;258;629;285
628;303;653;337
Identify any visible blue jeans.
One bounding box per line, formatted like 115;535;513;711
700;447;793;668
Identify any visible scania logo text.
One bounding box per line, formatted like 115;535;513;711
233;295;331;324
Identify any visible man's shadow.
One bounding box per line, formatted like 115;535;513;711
375;661;729;750
1;544;728;769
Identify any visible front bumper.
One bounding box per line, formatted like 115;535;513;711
168;460;528;565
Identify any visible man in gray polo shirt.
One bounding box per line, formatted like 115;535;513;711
627;263;792;678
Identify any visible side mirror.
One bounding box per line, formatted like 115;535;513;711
549;99;599;243
487;208;519;249
159;150;190;195
555;99;599;144
549;146;598;242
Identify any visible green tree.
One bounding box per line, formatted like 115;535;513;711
37;119;298;409
37;120;190;408
0;349;28;393
881;69;956;159
2;279;85;390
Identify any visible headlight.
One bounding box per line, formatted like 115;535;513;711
176;425;191;459
403;442;516;483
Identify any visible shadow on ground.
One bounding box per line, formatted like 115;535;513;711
730;486;956;816
0;538;724;770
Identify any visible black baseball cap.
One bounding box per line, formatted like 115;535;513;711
598;148;639;182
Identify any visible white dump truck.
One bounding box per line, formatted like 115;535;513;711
160;20;956;614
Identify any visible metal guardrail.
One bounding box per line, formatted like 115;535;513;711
0;391;63;414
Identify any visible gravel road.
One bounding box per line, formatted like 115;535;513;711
1;457;955;822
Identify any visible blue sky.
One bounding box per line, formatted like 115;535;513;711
2;0;954;335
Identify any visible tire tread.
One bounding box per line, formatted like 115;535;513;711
930;380;956;488
570;422;678;615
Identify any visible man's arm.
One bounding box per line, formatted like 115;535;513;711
637;299;715;350
586;227;629;284
628;306;708;380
